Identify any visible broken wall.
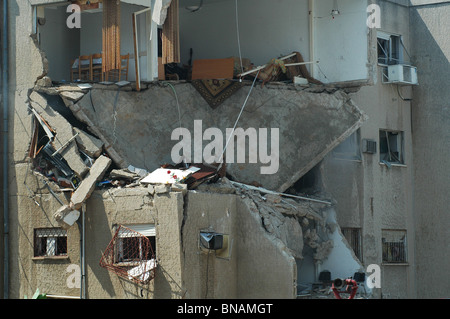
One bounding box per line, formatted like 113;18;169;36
235;195;298;299
182;191;239;298
4;0;63;299
70;82;366;193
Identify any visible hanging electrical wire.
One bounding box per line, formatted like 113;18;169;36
217;69;261;171
235;0;244;75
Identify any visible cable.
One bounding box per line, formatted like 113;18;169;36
235;0;244;74
164;82;187;167
164;82;182;131
89;89;96;113
217;70;260;170
396;84;412;101
316;63;329;81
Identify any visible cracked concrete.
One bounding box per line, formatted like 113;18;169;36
65;82;367;192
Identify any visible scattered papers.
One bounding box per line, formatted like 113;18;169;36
141;166;201;184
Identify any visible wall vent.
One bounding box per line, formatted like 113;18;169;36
362;139;377;154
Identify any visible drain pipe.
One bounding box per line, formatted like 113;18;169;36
76;204;86;299
2;0;9;300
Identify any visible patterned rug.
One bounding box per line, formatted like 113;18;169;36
191;79;244;109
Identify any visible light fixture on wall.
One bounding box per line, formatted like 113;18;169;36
186;0;203;12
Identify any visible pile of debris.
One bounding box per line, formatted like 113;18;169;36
27;87;223;229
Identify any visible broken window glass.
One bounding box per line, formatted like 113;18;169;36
377;33;403;65
379;130;404;165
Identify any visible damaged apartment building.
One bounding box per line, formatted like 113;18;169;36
1;0;449;299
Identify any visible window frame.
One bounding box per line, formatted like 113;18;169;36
342;227;363;261
377;32;404;66
379;129;405;165
33;227;68;258
113;224;156;267
382;229;408;264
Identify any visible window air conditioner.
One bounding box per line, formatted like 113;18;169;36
384;64;418;85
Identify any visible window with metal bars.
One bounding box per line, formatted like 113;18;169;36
342;228;362;261
114;224;156;266
34;228;67;257
382;230;407;263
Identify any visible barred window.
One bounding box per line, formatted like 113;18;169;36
382;230;407;263
114;224;156;265
34;228;67;257
342;227;362;260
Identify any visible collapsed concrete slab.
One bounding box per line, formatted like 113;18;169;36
74;127;104;158
54;204;80;229
234;181;329;261
68;82;367;192
70;155;112;210
29;91;89;177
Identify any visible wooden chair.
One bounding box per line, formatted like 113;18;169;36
70;59;78;82
91;53;103;82
107;54;130;82
78;55;93;82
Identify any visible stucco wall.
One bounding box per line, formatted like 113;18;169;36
182;189;298;299
236;196;297;299
182;191;238;298
410;3;450;299
320;1;416;298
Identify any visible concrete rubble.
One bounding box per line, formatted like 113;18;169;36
26;78;369;298
29;91;89;177
70;155;112;210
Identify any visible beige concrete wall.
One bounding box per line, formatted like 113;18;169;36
4;0;58;298
320;0;416;298
410;3;450;298
182;190;297;299
236;196;297;299
84;188;184;299
11;184;186;299
182;191;238;299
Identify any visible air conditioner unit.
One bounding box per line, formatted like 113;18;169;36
384;64;418;85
